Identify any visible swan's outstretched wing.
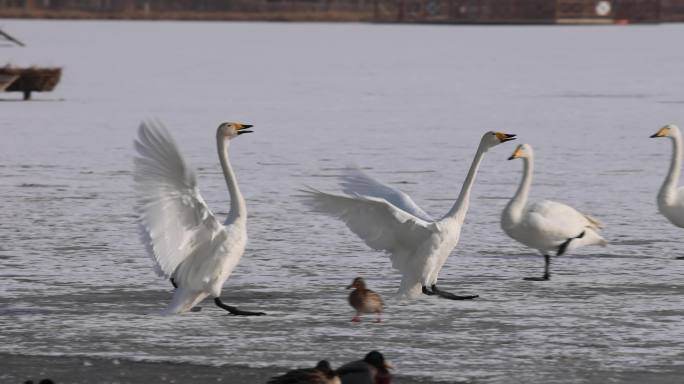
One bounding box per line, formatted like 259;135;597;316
339;167;433;221
133;120;223;278
301;188;435;255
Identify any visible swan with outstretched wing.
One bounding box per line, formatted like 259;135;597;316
134;120;265;315
303;131;516;299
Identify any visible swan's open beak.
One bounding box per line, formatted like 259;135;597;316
384;361;394;370
237;124;254;135
495;132;516;143
650;126;669;138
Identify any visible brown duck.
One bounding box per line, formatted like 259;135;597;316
347;277;384;323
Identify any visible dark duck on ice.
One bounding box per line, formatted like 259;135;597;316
337;351;392;384
267;360;340;384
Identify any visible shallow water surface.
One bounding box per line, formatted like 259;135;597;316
1;20;684;383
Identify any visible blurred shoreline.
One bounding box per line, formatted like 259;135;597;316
2;353;446;384
2;0;684;24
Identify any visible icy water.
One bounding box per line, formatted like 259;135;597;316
2;20;684;383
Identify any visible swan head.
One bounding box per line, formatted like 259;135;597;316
508;143;533;160
482;131;516;151
347;277;367;290
217;122;253;140
650;124;679;139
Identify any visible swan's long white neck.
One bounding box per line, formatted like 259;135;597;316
443;142;488;224
217;135;246;223
660;132;682;205
504;150;534;224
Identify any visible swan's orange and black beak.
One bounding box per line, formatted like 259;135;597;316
495;132;517;143
236;124;254;135
650;126;669;138
508;144;524;160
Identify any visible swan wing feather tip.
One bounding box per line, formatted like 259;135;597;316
300;188;435;254
339;167;434;221
133;120;223;279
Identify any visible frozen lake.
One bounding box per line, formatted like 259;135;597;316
1;19;684;383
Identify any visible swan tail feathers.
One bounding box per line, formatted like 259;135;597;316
161;288;207;315
583;214;604;229
397;275;422;299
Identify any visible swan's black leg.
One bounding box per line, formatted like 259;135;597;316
557;231;585;257
214;297;266;316
676;256;684;260
431;285;478;300
524;255;551;281
170;278;178;288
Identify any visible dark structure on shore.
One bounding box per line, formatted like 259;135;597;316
1;0;683;23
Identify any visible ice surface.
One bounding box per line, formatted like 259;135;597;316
1;19;684;382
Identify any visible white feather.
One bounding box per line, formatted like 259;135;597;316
339;167;433;221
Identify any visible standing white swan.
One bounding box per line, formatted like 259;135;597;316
501;144;607;281
133;120;265;315
650;124;684;259
303;131;516;299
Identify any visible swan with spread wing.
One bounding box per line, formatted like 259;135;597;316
501;144;607;281
302;131;516;299
133;120;265;315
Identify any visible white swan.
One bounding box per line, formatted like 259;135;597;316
650;124;684;225
302;131;516;299
650;124;684;260
133;120;265;315
501;143;607;281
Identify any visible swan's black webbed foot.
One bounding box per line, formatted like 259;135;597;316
523;275;550;281
422;285;436;296
524;255;551;281
676;256;684;260
557;231;585;257
214;297;266;316
431;285;478;300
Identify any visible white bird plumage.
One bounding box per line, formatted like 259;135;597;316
650;124;684;228
133;120;264;315
501;143;607;281
302;131;516;299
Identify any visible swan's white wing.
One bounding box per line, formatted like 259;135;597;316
526;200;599;242
301;188;435;254
133;120;223;278
339;167;433;221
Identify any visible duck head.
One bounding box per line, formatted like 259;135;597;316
364;350;393;372
347;277;367;290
